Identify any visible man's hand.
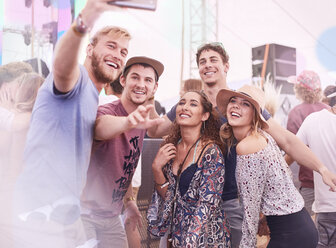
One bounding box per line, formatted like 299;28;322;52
124;201;142;231
80;0;126;30
126;105;165;130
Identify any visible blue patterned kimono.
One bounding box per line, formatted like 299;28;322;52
147;144;231;248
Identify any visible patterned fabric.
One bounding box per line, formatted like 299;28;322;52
236;130;304;248
147;144;231;248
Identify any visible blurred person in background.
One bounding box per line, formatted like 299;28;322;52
286;70;329;217
0;62;33;171
0;72;44;248
322;84;336;107
179;78;203;97
294;96;336;248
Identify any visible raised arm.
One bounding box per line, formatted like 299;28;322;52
95;104;164;140
147;104;176;138
265;118;336;191
52;0;121;93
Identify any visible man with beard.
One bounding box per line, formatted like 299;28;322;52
80;56;164;248
10;1;161;248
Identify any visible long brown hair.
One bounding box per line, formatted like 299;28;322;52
163;90;224;152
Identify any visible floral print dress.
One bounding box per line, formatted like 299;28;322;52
147;143;231;248
236;130;304;247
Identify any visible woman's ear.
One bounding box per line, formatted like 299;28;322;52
202;112;210;122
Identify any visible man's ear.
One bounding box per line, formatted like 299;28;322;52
202;112;210;122
119;75;126;87
86;43;93;57
224;62;230;73
152;82;158;95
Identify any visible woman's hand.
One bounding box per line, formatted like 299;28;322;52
319;166;336;192
152;143;176;172
152;143;176;198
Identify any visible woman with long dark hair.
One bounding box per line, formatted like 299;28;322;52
147;90;231;247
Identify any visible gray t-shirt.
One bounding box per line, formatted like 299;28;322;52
14;65;99;217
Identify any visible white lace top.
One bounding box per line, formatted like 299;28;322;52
236;130;304;248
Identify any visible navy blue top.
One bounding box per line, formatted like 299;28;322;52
166;103;271;201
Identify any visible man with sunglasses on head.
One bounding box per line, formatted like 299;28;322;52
148;42;336;248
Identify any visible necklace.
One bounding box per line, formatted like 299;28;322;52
177;137;201;176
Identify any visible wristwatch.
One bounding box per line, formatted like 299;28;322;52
72;13;90;36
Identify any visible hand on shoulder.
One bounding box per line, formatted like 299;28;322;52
237;132;267;155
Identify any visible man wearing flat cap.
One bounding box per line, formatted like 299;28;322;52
80;56;164;247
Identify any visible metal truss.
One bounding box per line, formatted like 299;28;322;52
189;0;218;78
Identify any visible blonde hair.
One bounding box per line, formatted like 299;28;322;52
294;84;322;104
0;62;33;86
14;73;44;113
90;26;131;47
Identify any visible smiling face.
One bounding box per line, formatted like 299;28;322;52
88;35;129;84
226;96;255;129
176;91;210;127
120;64;158;106
198;49;229;87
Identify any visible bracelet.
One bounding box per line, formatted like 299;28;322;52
155;181;169;189
124;196;136;203
72;13;90;37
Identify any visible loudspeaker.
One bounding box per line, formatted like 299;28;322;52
137;138;163;247
252;44;296;94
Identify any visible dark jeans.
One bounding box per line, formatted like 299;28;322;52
266;208;318;248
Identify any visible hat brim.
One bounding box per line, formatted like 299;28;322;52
123;56;164;79
216;89;269;129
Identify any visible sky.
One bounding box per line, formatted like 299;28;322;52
2;0;336;110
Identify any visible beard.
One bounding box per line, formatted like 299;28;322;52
91;52;118;84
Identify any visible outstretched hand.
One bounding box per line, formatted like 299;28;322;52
127;105;165;130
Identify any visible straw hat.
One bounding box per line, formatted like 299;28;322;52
216;84;269;129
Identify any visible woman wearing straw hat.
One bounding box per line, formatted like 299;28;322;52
147;90;231;247
216;84;322;248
